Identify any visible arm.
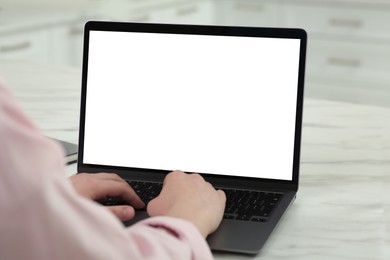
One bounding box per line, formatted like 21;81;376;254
0;79;219;260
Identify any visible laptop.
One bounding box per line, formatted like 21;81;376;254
77;21;307;254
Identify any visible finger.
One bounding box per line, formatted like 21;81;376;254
146;197;160;216
91;173;126;183
93;174;144;206
96;180;145;208
189;173;207;184
163;170;184;185
106;205;135;221
168;170;185;179
189;173;203;179
217;189;227;201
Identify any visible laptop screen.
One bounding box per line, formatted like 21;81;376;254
81;24;304;181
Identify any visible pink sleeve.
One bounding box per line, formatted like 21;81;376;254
0;79;213;260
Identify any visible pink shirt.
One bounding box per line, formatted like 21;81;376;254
0;79;213;260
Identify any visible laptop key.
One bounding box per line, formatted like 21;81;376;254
251;217;266;222
236;214;252;221
223;214;235;220
127;180;163;204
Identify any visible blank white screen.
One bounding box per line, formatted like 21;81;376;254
83;30;301;181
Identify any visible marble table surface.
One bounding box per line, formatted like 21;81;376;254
1;60;389;259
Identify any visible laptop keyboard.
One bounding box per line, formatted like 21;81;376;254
130;181;163;204
222;188;282;222
101;180;283;222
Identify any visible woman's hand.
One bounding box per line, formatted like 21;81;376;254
147;170;226;237
69;173;144;221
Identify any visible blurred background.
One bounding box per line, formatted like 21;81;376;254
1;0;390;107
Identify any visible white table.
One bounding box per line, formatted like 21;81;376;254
1;60;389;260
